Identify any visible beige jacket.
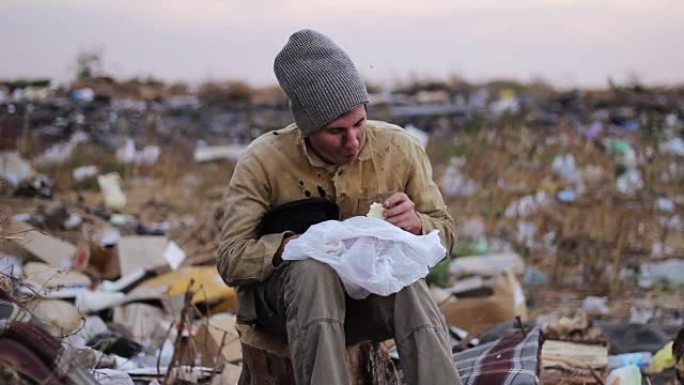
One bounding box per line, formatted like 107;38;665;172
217;120;455;320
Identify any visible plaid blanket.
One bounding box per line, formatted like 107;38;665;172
454;327;542;385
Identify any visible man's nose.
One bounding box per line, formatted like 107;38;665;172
344;131;359;149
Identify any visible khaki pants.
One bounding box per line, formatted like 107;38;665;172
252;259;463;385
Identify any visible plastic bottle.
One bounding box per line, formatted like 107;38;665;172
607;352;653;370
606;365;641;385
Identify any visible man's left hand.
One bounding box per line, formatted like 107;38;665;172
383;192;423;235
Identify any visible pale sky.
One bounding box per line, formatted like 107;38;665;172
2;0;683;88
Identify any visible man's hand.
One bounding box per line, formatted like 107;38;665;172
273;234;300;266
383;192;423;235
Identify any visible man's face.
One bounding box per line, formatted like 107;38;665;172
307;104;367;166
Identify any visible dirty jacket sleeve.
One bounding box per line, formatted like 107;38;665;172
406;141;456;253
217;150;288;286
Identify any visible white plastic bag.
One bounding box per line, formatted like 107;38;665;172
282;216;446;299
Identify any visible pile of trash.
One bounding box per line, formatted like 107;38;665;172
0;209;241;385
0;77;683;384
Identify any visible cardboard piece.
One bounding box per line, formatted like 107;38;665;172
448;252;525;279
540;340;607;384
117;236;186;277
1;221;76;268
113;303;166;341
195;313;242;366
23;261;91;289
439;270;527;335
211;363;242;385
126;266;237;314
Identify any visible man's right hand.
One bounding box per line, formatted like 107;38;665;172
273;234;300;266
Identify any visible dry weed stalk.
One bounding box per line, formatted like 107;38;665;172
161;279;196;385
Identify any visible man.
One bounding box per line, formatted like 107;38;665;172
218;29;462;385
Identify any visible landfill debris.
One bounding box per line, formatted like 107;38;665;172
116;138;161;165
98;172;127;210
0;151;36;187
92;369;135;385
1;77;683;384
73;165;99;182
541;340;608;384
674;328;684;383
76;290;127;312
440;270;527;335
23;261;90;290
2;220;76;268
597;322;673;355
605;365;641;385
404;124;430;148
655;197;675;212
0;255;23;278
440;157;477;197
649;341;675;373
0;287;100;384
523;266;549;286
582;296;610;316
629;298;656;324
32;139;77;167
87;331;143;358
608;352;653;370
454;326;541;384
26;298;82;337
194;313;242;366
616;169;644;195
211;363;242;385
661;137;684;157
504;192;551;217
117;235;185;276
113;303;165;341
551;154;581;184
638;259;684;289
72;87;95;103
99;267;146;292
193;144;246;162
448;252;525;278
557;188;577;203
451;238;489;257
540;311;607;344
128;266;236;314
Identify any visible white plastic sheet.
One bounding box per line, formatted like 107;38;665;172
282;216;446;299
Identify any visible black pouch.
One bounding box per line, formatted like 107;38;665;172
257;198;340;236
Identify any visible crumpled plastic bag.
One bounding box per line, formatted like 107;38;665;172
282;216;446;299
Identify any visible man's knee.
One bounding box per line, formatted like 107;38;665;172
286;259;342;294
399;279;432;303
394;280;446;330
282;260;345;323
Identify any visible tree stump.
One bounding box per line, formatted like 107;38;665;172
238;339;399;385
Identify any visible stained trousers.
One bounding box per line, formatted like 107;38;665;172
252;259;463;385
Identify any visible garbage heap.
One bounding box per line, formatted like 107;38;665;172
0;78;683;384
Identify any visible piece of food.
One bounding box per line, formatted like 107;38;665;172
366;202;385;219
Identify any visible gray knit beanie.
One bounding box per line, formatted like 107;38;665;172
274;29;369;134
